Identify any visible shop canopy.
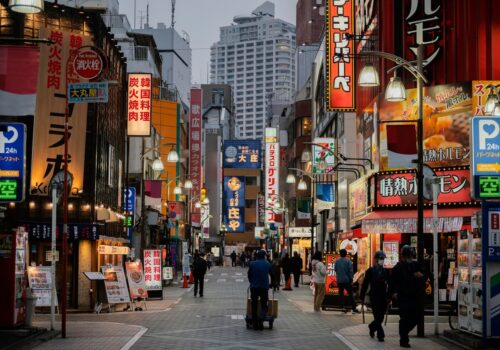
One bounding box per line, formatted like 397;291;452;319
361;208;480;234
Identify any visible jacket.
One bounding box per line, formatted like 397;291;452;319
390;261;423;305
334;257;353;284
291;256;303;273
248;259;273;289
360;266;389;303
281;256;292;275
193;257;208;277
312;259;327;284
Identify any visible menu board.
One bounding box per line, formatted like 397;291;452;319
325;254;340;296
27;266;57;307
383;241;399;269
144;250;162;291
125;261;148;299
101;265;130;304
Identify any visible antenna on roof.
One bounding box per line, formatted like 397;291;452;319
171;0;176;28
146;2;149;28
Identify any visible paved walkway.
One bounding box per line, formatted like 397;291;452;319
29;266;463;350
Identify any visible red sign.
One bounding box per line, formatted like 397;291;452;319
492;213;499;230
376;168;474;207
167;201;184;221
326;0;355;111
127;73;152;136
189;88;202;225
73;49;103;80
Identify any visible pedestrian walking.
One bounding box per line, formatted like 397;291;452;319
240;252;246;267
360;251;390;342
248;249;273;330
335;249;360;314
193;253;208;297
291;251;303;288
206;253;212;271
230;250;237;267
390;245;424;348
271;252;281;292
281;253;292;290
311;251;326;311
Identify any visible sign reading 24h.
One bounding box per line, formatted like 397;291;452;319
471;116;500;199
0;123;26;202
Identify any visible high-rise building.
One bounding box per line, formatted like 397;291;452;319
210;1;296;139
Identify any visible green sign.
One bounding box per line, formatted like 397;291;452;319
0;179;18;200
125;216;133;228
478;176;500;198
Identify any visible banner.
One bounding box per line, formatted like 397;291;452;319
325;254;341;295
312;138;336;174
223;176;245;233
125;260;148;299
101;265;130;304
201;204;210;238
144;249;162;290
189;88;202;225
144;180;162;210
316;183;335;211
223;140;261;168
326;0;355;111
127;73;152;136
297;197;311;219
265;142;279;223
31;28;91;196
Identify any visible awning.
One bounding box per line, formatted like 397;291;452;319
338;228;363;241
362;208;480;234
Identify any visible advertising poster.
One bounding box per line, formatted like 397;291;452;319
223;140;261;168
125;260;148;299
27;266;57;307
189;87;202;225
325;254;340;295
472;80;500;116
222;176;245;233
383;241;399;269
349;177;368;223
297;197;311;219
316;183;335;211
265;141;279;223
312;138;336;174
143;249;162;290
101;265;130;304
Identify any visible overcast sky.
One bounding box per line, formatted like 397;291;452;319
119;0;296;84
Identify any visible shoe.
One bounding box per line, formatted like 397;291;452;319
369;329;375;338
200;295;203;297
295;285;299;288
400;342;411;348
194;294;197;297
378;338;385;342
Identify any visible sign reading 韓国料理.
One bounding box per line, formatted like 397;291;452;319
143;249;162;290
127;73;152;136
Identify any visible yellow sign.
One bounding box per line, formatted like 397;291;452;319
477;163;500;173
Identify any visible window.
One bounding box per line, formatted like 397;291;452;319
245;177;257;186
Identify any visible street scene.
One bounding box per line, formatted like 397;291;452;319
0;0;500;349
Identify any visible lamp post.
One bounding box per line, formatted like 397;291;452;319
355;45;428;336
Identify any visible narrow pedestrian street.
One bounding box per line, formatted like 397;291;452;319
31;267;460;350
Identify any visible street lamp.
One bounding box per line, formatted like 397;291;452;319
151;157;164;172
8;0;43;13
167;148;179;163
297;178;308;191
358;63;380;87
184;179;193;189
195;201;202;209
301;149;312;163
173;185;182;195
286;174;296;184
384;75;406;102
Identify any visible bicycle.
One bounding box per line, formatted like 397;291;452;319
448;300;459;330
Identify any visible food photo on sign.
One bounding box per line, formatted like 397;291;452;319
125;260;148;299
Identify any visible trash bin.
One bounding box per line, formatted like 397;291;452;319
25;288;37;327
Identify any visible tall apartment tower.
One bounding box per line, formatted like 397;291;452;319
210;1;296;139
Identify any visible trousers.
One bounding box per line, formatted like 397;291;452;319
314;283;326;311
338;282;356;311
250;288;269;325
399;303;420;344
194;275;204;296
293;272;300;287
369;300;387;339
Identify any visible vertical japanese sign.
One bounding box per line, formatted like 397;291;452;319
143;249;162;290
223;176;245;233
0;123;26;202
127;73;151;136
326;0;355;111
201;204;210;238
123;187;136;227
325;253;341;295
265;141;279;224
472;81;500;116
31;28;91;196
189;88;203;225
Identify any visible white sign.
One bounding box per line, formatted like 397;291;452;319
127;73;152;136
287;227;315;238
312;138;336;174
98;245;130;255
265;142;279;223
201;204;210;239
162;266;173;280
254;227;267;239
143;249;162;290
27;266;57;307
101;265;130;304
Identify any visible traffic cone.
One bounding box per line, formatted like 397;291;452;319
182;273;188;288
283;276;292;290
189;272;194;284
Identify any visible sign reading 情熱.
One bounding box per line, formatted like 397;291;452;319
326;0;355;111
127;73;152;136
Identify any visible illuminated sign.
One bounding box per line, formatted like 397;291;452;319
189;88;203;225
265;142;279;223
0;123;26;202
312;138;336;174
68;81;108;103
476;176;500;199
73;49;104;80
223;176;245;233
143;249;162;290
326;0;355;111
223;140;261;169
127;73;152;136
123;187;135;227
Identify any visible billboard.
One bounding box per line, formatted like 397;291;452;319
189;87;203;225
223;140;261;168
326;0;355;111
316;183;335;211
349;177;368;223
223;176;245;233
127;73;152;136
312;138;336;174
0;123;26;202
265;142;279;223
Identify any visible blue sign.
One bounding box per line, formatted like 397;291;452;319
123;187;136;228
0;123;26;202
316;183;335;210
472;116;500;199
223;140;261;169
68;81;109;103
223;176;245;233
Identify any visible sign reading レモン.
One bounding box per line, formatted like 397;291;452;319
326;0;355;111
127;73;152;136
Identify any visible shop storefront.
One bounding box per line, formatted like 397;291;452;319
288;227;313;271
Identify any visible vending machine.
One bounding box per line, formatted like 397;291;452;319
0;227;28;328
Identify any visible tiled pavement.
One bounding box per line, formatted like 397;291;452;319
30;267;463;349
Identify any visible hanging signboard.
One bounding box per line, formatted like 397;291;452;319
27;266;57;307
316;183;335;211
349;177;368;222
223;140;261;169
73;49;104;80
0;123;26;202
127;73;152;136
143;249;162;290
382;241;399;269
68;81;108;103
223;176;245;233
125;260;148;299
312;138;336;174
326;0;355;111
101;265;130;304
265;141;279;224
325;253;340;295
189;87;202;225
254;227;267;239
123;187;135;227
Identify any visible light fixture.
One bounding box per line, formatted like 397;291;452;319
308;20;313;24
173;186;182;195
195;202;202;209
493;103;500;116
384;76;406;102
8;0;44;14
29;201;35;209
286;174;296;184
318;159;327;171
152;157;164;171
184;179;193;189
298;178;308;191
301;149;312;163
485;85;499;115
167;149;179;163
47;202;53;209
68;203;74;210
358;63;380;87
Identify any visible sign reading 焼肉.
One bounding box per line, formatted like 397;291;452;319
0;123;26;202
326;0;355;111
223;176;245;233
143;249;162;290
127;73;152;136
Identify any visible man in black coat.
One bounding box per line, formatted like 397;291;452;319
291;251;303;288
193;253;208;297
